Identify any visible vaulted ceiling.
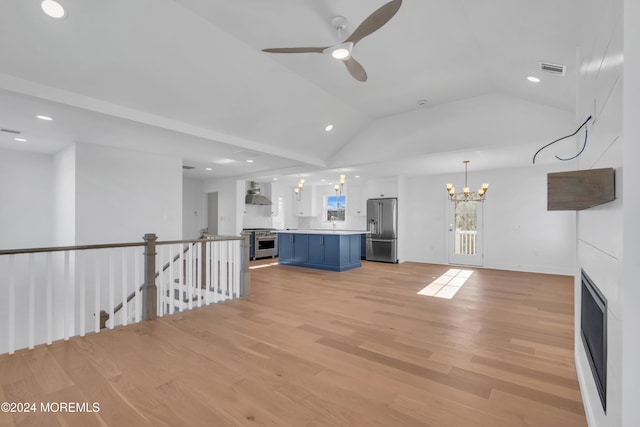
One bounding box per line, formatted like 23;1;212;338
0;0;584;184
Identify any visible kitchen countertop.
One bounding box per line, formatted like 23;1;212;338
276;229;367;236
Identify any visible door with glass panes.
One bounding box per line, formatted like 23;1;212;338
448;199;483;266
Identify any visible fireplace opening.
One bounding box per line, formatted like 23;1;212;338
580;269;607;412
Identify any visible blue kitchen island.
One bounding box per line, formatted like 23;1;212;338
277;230;363;272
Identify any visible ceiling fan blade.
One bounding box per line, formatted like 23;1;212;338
343;57;368;82
345;0;402;45
262;47;327;54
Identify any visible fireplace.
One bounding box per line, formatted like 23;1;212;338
580;269;607;412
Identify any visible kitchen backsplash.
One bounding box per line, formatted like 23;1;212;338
298;215;367;231
243;204;274;229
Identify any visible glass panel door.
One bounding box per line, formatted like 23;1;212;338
449;200;483;266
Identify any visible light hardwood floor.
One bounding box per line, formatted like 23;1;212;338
0;261;586;426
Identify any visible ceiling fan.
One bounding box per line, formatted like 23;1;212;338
261;0;402;82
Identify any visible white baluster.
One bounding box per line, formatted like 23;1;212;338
196;243;202;308
178;244;184;312
8;254;15;354
221;241;228;301
156;246;163;317
235;240;241;298
64;251;70;341
29;253;35;349
186;246;193;310
94;254;101;333
108;249;114;329
121;247;128;326
213;241;219;302
79;252;86;337
205;241;212;305
134;247;141;322
169;245;175;315
47;252;53;343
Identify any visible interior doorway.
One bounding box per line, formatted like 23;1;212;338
448;199;483;266
207;192;218;235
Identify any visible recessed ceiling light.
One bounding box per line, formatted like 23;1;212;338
527;76;541;83
325;124;334;132
417;99;428;107
36;115;53;121
41;1;66;19
14;138;28;142
205;167;212;171
273;177;279;181
355;175;361;178
246;159;254;163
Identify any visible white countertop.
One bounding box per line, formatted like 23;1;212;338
276;229;367;236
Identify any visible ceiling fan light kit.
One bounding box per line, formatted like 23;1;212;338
327;42;353;60
261;0;402;82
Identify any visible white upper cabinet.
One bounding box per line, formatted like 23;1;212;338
293;185;316;217
347;184;366;216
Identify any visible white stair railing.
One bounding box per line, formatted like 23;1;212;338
0;234;249;356
155;238;242;317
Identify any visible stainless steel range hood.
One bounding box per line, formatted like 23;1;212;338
245;181;272;205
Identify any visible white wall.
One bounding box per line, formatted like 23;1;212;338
74;143;182;244
574;0;624;424
183;178;205;239
0;148;54;249
53;145;76;247
621;1;640;425
401;165;576;275
203;177;242;236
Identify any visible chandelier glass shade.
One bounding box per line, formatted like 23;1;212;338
446;161;489;202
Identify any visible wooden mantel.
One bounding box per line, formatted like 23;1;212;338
547;167;615;210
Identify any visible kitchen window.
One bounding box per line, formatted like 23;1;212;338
326;195;346;222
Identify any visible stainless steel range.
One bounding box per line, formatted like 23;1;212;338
244;228;278;260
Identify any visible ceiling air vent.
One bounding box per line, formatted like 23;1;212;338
1;128;21;134
182;165;196;170
539;62;566;76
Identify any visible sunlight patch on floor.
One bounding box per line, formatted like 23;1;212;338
249;262;279;270
417;269;473;299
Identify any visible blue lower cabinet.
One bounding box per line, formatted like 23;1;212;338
293;234;309;264
277;233;361;272
278;233;294;260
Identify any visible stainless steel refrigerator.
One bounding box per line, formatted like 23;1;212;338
366;198;398;263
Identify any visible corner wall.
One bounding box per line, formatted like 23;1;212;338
574;0;623;424
621;0;640;424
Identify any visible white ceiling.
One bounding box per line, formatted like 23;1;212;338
0;0;585;184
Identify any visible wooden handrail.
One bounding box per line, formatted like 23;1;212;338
0;241;145;256
0;236;242;256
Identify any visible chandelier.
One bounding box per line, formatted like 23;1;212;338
446;160;489;202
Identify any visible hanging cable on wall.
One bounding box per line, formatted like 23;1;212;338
532;115;592;164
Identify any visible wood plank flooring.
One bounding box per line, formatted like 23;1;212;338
0;261;586;426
